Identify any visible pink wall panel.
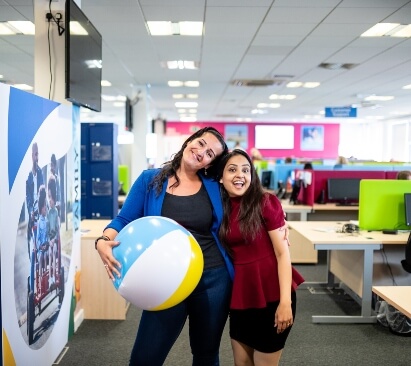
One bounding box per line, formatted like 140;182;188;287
166;121;340;159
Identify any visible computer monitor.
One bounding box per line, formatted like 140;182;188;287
261;170;272;189
327;178;361;206
359;179;410;231
405;193;411;226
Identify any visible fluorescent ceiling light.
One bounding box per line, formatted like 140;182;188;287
184;81;199;87
13;83;33;90
113;101;125;107
180;116;197;122
0;21;35;35
168;81;184;87
402;84;411;89
286;82;302;88
257;103;280;108
163;60;199;70
70;21;88;35
361;23;411;37
0;74;3;79
175;102;198;108
188;109;197;113
168;80;200;87
172;94;184;99
179;22;203;36
101;80;112;86
364;95;394;101
186;94;198;99
147;21;203;36
303;82;320;88
389;24;411;37
269;94;296;100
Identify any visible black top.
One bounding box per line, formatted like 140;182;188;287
162;184;224;270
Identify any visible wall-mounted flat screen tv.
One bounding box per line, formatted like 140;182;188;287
65;0;102;112
255;125;294;149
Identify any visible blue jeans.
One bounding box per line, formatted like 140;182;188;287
129;265;232;366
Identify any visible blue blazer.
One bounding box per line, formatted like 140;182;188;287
106;169;234;280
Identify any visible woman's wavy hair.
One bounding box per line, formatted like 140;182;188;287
217;149;265;250
151;127;228;194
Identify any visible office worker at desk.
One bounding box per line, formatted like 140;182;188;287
218;149;304;366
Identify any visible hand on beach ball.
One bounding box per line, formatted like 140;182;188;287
112;216;204;311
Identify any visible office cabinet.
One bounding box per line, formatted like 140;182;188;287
81;123;118;219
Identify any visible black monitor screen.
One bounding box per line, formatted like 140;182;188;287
261;171;272;189
405;193;411;226
65;0;102;111
327;178;361;205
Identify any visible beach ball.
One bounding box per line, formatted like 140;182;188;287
112;216;204;311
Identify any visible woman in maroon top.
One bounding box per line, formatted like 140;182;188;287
218;149;304;366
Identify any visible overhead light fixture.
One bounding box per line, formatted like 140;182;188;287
180;116;197;122
303;82;320;88
147;21;203;36
175;102;198;108
286;82;303;88
364;95;394;101
269;94;296;100
172;94;184;99
286;82;320;88
402;84;411;89
101;80;112;87
162;60;199;70
257;103;280;108
361;23;411;37
0;21;35;35
113;101;125;107
168;80;200;87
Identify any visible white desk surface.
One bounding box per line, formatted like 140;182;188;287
372;286;411;318
288;221;408;323
288;221;409;245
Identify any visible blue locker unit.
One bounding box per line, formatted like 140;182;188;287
81;122;118;219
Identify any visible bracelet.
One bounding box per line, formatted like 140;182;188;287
95;235;110;250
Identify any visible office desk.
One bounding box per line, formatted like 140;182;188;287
81;219;130;320
288;221;404;324
372;286;411;318
281;202;313;221
281;202;358;222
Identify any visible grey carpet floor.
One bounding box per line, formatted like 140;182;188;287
55;253;410;365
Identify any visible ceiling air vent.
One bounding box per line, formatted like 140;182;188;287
231;79;286;87
318;63;358;70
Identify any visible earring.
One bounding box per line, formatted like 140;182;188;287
204;168;207;176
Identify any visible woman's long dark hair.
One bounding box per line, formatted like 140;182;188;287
151;127;228;194
218;149;266;250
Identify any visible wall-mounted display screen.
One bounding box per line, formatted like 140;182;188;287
255;125;294;149
65;0;102;112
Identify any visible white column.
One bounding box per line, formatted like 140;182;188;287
131;86;152;181
33;0;66;103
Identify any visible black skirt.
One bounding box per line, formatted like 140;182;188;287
229;291;297;353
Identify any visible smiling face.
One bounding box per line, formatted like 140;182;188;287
220;154;252;197
182;132;224;171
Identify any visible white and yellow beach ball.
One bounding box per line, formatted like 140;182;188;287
112;216;204;311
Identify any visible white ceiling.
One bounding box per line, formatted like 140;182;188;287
1;0;411;126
